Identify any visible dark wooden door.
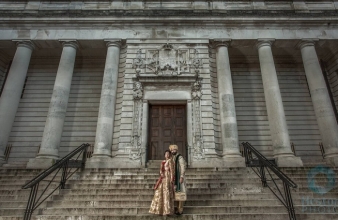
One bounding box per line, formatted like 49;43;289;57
148;105;187;160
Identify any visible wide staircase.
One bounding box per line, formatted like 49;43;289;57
0;162;337;220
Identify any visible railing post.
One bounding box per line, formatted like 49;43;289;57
60;160;68;189
23;183;39;220
243;146;252;167
283;181;296;220
259;164;267;187
81;144;88;170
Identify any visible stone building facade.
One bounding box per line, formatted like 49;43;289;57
0;0;338;168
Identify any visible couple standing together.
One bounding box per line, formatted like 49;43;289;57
149;144;186;216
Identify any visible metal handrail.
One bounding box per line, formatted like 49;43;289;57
22;143;90;220
242;142;297;220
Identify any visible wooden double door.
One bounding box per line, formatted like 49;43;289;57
148;105;187;160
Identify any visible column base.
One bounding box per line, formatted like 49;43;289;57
222;156;246;167
275;155;303;167
86;156;144;169
26;158;56;169
325;156;338;167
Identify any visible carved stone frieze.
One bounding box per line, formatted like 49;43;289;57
132;44;202;77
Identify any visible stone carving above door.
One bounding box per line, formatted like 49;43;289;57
132;44;202;77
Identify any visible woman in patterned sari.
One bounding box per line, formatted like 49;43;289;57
149;150;175;216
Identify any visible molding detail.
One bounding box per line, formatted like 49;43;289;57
14;40;35;50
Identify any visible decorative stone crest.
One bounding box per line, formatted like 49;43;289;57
132;44;202;76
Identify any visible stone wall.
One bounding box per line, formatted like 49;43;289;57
0;55;8;95
116;41;216;164
8;58;58;163
277;63;321;161
326;55;338;117
112;45;127;155
7;57;104;163
209;46;222;155
231;63;272;156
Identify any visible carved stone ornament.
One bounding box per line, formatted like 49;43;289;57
132;44;202;76
133;81;143;100
129;136;142;160
129;80;144;162
191;79;202;100
132;49;145;77
193;136;205;160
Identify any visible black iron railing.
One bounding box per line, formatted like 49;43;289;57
21;143;91;220
242;142;297;220
319;142;326;159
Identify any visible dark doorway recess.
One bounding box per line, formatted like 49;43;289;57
148;105;187;160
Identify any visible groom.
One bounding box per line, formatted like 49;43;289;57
169;144;186;215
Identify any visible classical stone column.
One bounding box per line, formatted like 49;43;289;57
86;40;121;168
257;39;303;167
27;41;78;168
214;40;244;167
0;41;34;166
299;40;338;166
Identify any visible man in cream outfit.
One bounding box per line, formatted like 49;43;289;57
169;144;186;215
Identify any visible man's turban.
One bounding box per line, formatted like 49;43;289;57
169;145;178;150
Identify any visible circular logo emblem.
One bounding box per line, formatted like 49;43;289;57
307;165;336;195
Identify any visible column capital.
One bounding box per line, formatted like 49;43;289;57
210;39;231;48
296;39;319;50
59;40;79;50
104;39;122;48
256;39;275;49
13;40;35;50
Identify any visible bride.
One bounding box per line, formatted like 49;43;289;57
149;150;175;216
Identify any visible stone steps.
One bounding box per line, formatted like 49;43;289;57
50;192;338;201
37;206;296;215
0;167;336;219
0;214;335;220
41;199;284;208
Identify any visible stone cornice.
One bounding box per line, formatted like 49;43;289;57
1;0;338;12
1;10;338;19
1;12;338;28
